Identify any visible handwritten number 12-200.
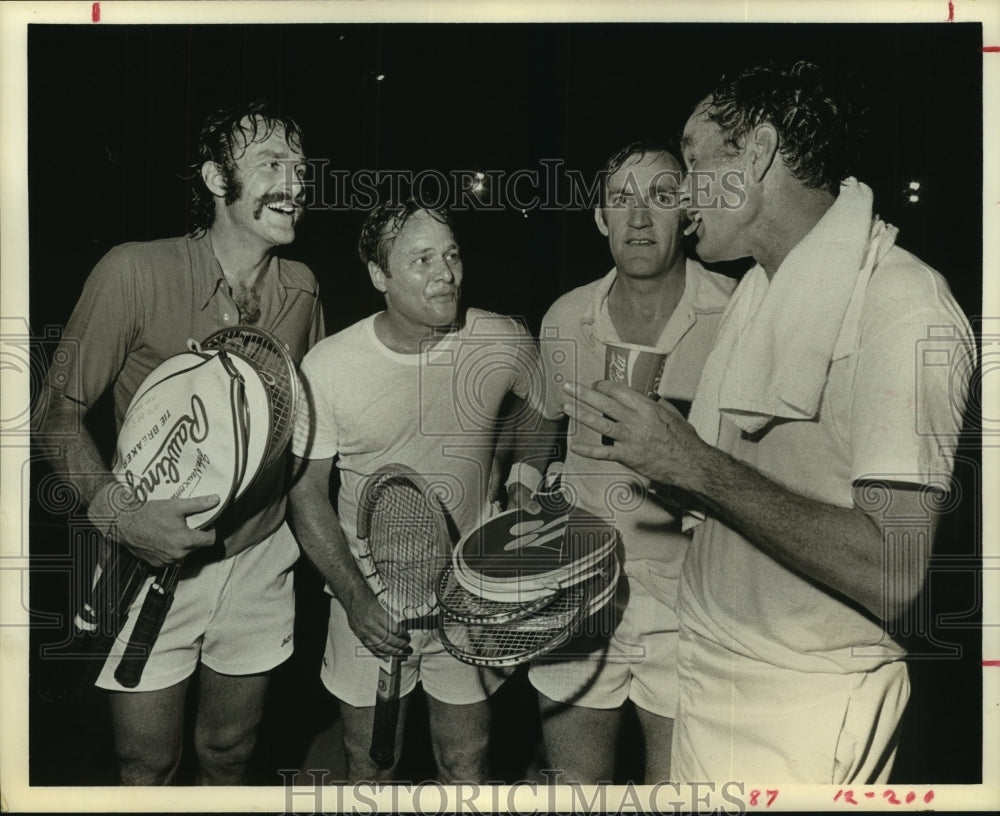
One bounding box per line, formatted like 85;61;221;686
833;789;935;805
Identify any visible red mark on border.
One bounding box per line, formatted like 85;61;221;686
947;1;954;21
984;46;1000;53
92;3;100;23
983;660;1000;666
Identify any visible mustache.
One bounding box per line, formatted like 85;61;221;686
253;190;306;220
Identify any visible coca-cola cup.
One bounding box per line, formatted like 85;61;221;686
601;342;667;445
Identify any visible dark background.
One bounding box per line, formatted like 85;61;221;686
27;22;984;786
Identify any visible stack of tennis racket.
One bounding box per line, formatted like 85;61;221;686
437;505;620;668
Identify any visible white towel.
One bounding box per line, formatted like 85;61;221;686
688;178;899;448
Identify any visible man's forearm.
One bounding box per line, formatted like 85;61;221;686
505;413;563;478
688;445;928;622
38;394;118;520
287;478;372;607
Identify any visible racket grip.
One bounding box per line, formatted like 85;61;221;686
113;565;179;689
369;657;402;769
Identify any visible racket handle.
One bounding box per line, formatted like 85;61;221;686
113;565;180;689
369;657;402;769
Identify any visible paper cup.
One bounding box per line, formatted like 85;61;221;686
602;342;667;444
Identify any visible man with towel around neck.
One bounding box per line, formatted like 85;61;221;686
562;61;974;783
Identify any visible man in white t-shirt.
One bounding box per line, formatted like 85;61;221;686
507;141;735;782
564;62;974;783
288;200;541;782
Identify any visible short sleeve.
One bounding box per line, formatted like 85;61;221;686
44;246;140;407
538;304;577;422
291;343;340;460
849;309;973;488
505;317;547;417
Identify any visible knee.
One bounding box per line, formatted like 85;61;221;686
340;716;396;783
194;720;258;771
433;727;489;784
115;743;182;786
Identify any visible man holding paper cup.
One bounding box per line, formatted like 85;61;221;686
506;141;736;782
563;63;974;783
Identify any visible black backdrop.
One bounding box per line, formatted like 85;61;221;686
27;22;984;786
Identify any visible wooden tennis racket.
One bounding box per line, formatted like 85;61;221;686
355;465;452;770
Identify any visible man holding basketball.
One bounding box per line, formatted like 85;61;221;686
40;100;324;784
507;141;736;782
565;62;973;782
289;199;542;782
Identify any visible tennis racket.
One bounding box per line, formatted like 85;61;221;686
436;563;557;626
355;465;452;769
100;327;296;688
451;506;617;602
439;553;619;667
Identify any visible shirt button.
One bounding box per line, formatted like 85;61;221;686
223;312;231;321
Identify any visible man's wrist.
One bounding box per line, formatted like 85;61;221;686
85;478;125;537
505;461;544;496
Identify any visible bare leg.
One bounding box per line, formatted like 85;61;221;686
636;706;674;782
338;695;411;782
193;667;269;784
425;694;491;783
537;692;622;784
107;678;190;785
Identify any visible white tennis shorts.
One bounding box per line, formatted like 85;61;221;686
321;597;508;707
96;522;299;692
528;559;680;718
670;627;910;783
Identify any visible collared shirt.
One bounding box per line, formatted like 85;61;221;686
47;233;324;553
539;260;735;595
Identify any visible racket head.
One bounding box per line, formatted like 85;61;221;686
439;553;620;668
452;506;618;601
438;603;582;668
505;553;619;632
356;465;453;621
436;563;558;625
201;325;299;468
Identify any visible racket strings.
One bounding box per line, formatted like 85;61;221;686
438;553;621;667
437;565;557;625
203;327;297;466
368;481;448;618
440;616;574;667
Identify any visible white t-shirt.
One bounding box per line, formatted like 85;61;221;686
292;308;540;554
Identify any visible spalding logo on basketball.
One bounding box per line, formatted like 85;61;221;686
111;344;270;530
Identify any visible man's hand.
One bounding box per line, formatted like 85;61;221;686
92;483;220;568
562;380;715;492
505;482;541;514
342;588;412;660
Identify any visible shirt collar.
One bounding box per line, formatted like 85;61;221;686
579;259;732;349
192;233;314;310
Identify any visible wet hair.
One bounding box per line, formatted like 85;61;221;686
357;198;454;275
701;60;859;194
189;99;304;236
599;139;683;206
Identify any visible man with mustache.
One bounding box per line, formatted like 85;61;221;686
40;100;324;784
289;199;542;782
564;62;974;782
